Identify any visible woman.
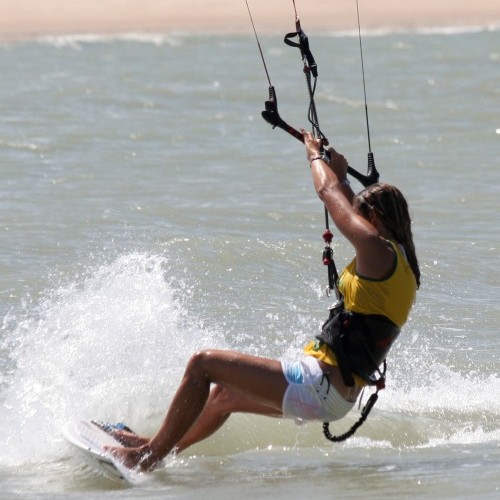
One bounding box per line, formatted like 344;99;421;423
106;130;420;471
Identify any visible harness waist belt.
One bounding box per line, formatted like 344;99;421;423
317;304;401;387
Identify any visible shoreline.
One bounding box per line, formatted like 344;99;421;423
6;25;497;47
1;1;499;41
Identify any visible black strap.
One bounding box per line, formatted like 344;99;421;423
284;30;318;78
322;392;379;442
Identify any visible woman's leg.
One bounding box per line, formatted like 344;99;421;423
175;383;283;453
104;384;281;451
108;350;288;470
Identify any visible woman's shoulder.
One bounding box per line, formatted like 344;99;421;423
354;235;396;280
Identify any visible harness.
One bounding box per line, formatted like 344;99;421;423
315;301;400;442
318;301;400;388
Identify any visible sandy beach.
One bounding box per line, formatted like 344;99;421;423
1;0;499;40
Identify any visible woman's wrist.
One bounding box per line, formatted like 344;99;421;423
309;155;323;167
309;157;349;184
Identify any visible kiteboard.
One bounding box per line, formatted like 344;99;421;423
62;420;145;485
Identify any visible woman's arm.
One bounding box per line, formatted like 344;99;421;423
302;131;394;280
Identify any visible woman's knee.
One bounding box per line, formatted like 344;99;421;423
185;350;219;379
209;384;241;413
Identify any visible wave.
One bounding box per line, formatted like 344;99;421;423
327;23;500;38
0;252;227;465
35;32;187;49
0;251;498;467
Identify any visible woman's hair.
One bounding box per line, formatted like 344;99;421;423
354;183;421;288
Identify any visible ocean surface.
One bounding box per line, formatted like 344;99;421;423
1;24;499;499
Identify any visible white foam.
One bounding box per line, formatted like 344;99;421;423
0;252;226;465
36;32;185;48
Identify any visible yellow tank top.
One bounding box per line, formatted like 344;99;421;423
304;240;416;383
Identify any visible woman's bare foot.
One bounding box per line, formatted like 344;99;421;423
105;444;160;472
107;430;149;448
91;421;148;448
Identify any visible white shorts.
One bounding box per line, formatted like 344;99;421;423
281;356;355;422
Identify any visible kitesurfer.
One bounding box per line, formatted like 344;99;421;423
105;131;420;471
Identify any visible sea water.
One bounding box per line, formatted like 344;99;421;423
0;26;499;499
